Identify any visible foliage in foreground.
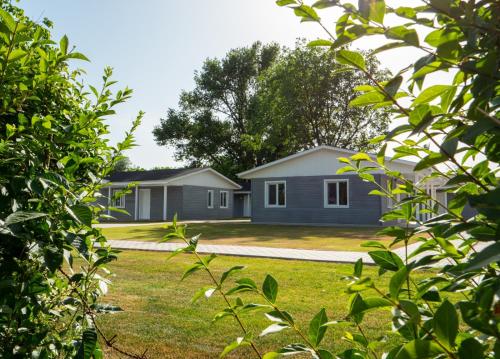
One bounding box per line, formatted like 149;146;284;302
164;1;499;358
0;2;141;358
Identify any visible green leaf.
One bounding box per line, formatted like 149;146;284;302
350;91;385;106
294;5;320;21
351;153;372;161
371;41;408;56
5;211;47;225
384;75;403;97
181;263;203;280
7;49;26;62
76;329;97;359
433;300;458;349
368;250;404;271
360;241;387;249
276;0;296;6
69;204;93;227
358;0;385;24
458;338;485;359
395;339;444;359
353;258;363;277
465;242;500;270
65;52;90;61
386;26;419;46
414;152;448;171
0;8;16;32
389;266;408;299
220;335;251;358
262;274;279;303
220;265;245;284
336;50;366;70
60;35;69;55
308;308;328;347
263;352;281;359
312;0;338;9
307;39;333;47
412;85;454;106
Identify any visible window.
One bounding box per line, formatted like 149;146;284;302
111;189;125;208
207;190;214;208
265;181;286;208
220;191;228;208
324;179;349;208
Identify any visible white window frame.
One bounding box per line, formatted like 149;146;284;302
265;180;286;208
323;179;349;208
220;191;229;208
111;188;126;208
207;190;214;208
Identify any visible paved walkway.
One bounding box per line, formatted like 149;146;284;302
108;240;411;264
96;219;250;228
107;240;490;265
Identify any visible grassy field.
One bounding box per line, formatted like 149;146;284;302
100;222;398;251
96;251;436;358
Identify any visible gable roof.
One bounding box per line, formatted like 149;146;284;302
108;167;241;189
237;145;417;178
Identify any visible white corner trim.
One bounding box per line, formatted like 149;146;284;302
134;185;139;220
163;185;168;221
264;180;286;208
323;179;350;208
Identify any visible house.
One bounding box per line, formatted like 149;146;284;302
102;167;241;221
233;181;252;218
237;145;436;226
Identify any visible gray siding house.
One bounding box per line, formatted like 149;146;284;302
237;146;427;226
102;167;240;222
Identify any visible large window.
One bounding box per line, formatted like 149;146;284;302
265;181;286;208
207;190;214;208
111;189;125;208
220;191;228;208
324;179;349;208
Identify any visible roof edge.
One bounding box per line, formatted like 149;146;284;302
237;145;416;178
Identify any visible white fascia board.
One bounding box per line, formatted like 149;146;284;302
108;168;241;190
166;168;241;189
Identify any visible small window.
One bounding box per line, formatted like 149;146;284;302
265;181;286;208
220;191;228;208
111;189;125;208
324;179;349;208
207;190;214;208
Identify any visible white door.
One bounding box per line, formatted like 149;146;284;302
243;194;251;217
138;188;151;220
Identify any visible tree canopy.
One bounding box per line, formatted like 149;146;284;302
153;41;391;178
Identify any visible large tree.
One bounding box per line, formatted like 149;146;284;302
258;40;391;153
153;42;281;177
154;41;391;178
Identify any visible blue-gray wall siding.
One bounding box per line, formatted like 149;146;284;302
250;175;383;226
167;186;183;220
233;194;245;217
181;186;233;220
99;185;235;222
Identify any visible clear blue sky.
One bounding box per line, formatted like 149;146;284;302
21;1;427;169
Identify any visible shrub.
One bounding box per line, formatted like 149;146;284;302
0;3;141;357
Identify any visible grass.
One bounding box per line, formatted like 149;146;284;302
96;250;436;358
100;222;400;252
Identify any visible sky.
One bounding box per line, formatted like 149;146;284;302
20;0;430;169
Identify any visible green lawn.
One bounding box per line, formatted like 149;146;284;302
101;222;398;252
97;251;436;358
